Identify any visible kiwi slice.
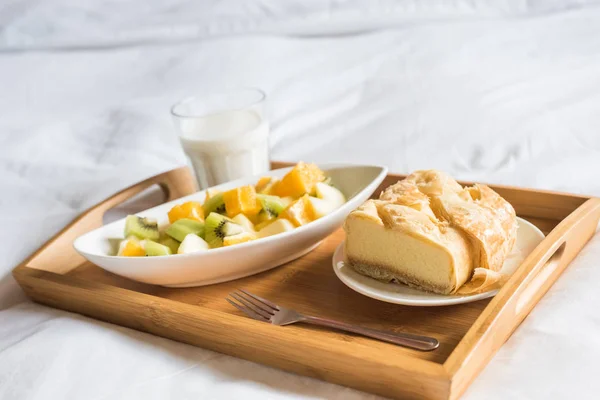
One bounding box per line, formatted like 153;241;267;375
257;194;286;219
166;218;205;242
124;215;159;240
203;192;226;215
143;240;172;256
204;212;244;248
159;236;180;254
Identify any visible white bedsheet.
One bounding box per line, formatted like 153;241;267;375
2;1;600;399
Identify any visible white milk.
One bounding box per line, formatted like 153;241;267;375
178;109;270;188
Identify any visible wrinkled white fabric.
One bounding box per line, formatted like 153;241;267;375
2;1;600;399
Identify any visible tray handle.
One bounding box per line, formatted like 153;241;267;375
26;167;197;272
511;197;600;318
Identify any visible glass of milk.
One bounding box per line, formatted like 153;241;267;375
171;88;270;189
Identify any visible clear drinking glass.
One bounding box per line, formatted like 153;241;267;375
171;88;270;189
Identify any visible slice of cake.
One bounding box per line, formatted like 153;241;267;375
343;170;517;295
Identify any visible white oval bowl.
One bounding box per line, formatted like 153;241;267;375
74;164;387;287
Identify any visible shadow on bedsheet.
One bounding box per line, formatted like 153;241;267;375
0;273;28;310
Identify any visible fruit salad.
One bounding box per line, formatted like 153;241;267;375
116;162;346;257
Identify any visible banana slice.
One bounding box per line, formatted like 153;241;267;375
178;234;210;254
315;182;346;209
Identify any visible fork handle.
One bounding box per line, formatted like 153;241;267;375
303;316;439;351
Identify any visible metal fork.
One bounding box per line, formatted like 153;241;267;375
227;289;439;351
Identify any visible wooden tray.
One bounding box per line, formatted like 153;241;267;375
13;163;600;400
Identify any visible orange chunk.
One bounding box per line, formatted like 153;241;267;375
223;185;261;218
223;231;256;246
118;238;145;257
255;176;279;195
255;176;271;192
168;201;204;223
274;162;325;198
280;195;316;227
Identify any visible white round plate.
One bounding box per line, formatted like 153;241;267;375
332;217;544;306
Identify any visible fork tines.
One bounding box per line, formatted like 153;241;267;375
227;289;279;322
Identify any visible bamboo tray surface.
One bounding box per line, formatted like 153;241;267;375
13;162;600;400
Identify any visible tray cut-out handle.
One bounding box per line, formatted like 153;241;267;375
445;198;600;399
511;198;600;318
26;167;197;272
